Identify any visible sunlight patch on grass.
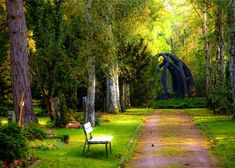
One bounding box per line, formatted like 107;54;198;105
184;108;235;168
38;117;50;125
30;108;152;168
0;117;7;125
125;108;153;115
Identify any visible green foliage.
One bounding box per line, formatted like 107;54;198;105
29;139;60;151
0;2;11;105
23;124;48;141
0;123;28;163
152;97;207;109
54;93;68;127
24;0;86;114
61;134;69;144
119;38;160;106
0;106;9;116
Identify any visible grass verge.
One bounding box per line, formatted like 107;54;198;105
27;108;152;168
184;108;235;168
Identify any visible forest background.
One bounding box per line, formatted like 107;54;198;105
0;0;235;126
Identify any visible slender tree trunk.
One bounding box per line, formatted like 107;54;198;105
104;4;120;113
86;0;95;126
215;11;225;83
106;66;120;113
114;70;121;110
229;0;235;119
5;0;37;125
125;83;131;108
120;82;131;111
120;82;126;112
202;4;211;98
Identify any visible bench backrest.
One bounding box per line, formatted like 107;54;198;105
83;122;93;140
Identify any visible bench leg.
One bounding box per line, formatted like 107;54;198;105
109;142;112;153
82;141;87;155
88;144;90;152
105;144;108;158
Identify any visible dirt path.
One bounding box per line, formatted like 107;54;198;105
127;109;221;168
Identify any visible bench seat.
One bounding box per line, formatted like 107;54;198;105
82;122;113;158
88;136;113;144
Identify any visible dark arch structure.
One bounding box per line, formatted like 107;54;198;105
154;53;195;99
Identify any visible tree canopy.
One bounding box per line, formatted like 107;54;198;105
1;0;235;124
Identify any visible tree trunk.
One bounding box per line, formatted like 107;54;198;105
229;0;235;119
106;67;120;113
114;71;121;110
125;83;131;108
216;13;224;78
120;82;126;112
120;82;131;111
215;10;225;88
5;0;37;125
202;5;211;98
85;0;95;126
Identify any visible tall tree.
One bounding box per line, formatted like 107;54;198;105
228;0;235;118
86;0;96;125
5;0;37;125
105;2;121;113
202;0;211;98
215;6;225;81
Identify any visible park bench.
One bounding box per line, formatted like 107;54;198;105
82;122;113;158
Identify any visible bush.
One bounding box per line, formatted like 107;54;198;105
0;123;28;165
151;97;207;109
54;110;84;127
0;106;9;116
23;124;48;141
61;135;69;144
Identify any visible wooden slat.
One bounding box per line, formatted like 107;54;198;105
83;122;93;134
88;136;113;144
84;122;91;129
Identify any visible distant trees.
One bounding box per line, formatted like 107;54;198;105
2;0;235;123
5;0;37;125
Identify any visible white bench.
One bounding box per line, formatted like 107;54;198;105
82;122;113;158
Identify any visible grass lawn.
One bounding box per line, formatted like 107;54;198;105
184;108;235;168
29;108;152;168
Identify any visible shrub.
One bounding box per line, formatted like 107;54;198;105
61;135;69;144
151;97;207;109
0;123;28;165
0;106;9;116
23;124;48;141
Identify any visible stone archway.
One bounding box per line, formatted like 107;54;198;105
155;53;195;99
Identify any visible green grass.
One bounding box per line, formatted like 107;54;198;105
0;116;50;126
152;97;207;109
38;117;50;126
184;108;235;168
29;108;152;168
0;117;7;125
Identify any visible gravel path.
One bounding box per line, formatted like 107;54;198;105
127;109;221;168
